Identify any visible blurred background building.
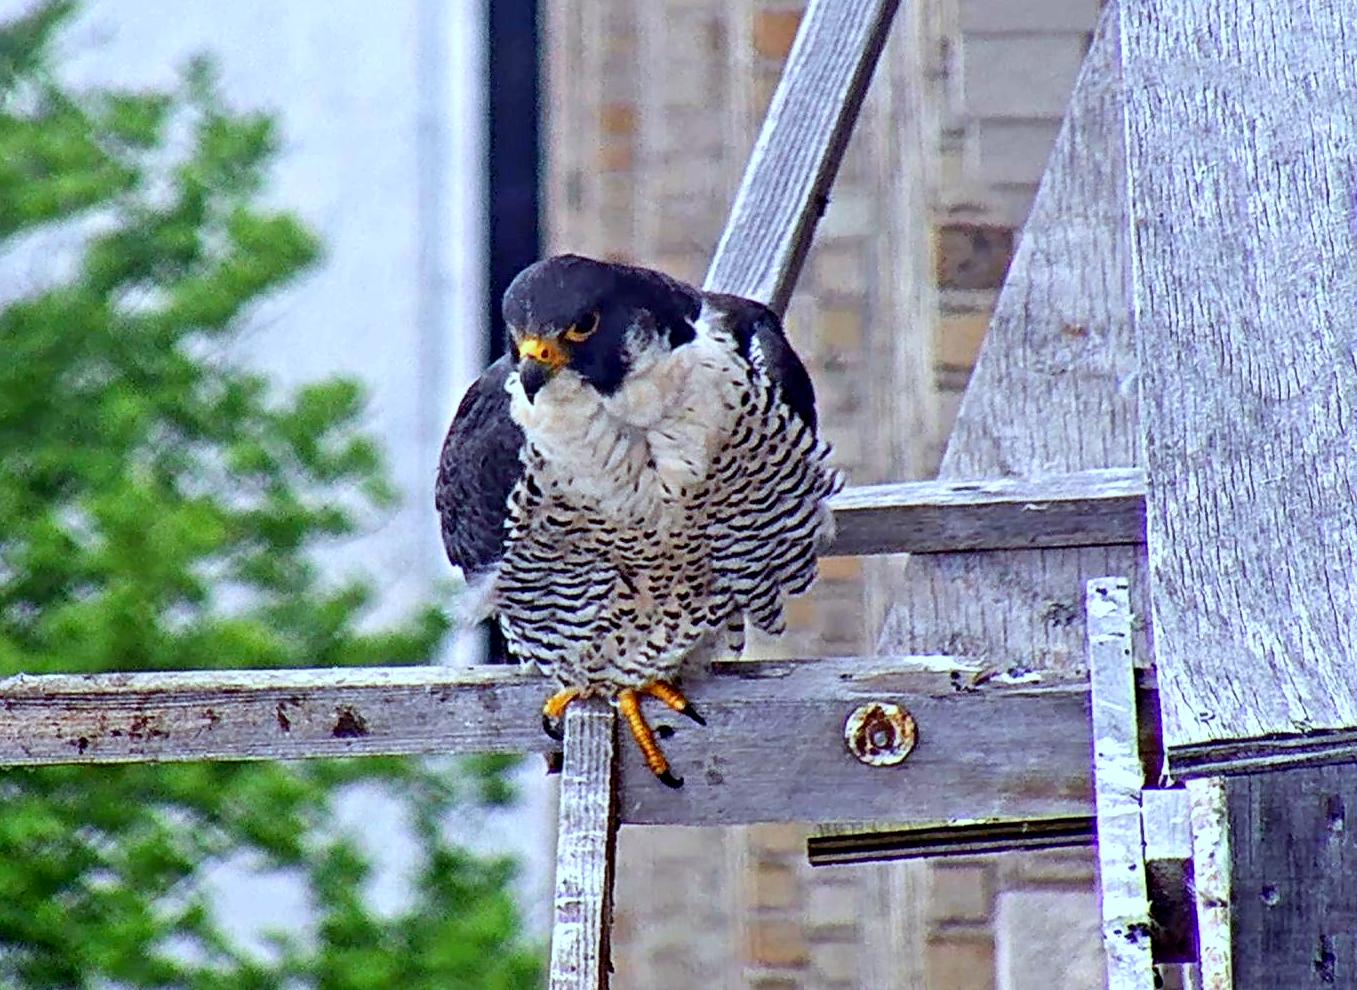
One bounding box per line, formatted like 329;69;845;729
30;0;1111;984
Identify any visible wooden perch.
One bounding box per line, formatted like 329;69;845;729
827;467;1145;557
550;702;618;990
0;657;1094;828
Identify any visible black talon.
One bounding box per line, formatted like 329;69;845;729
681;702;707;726
542;714;565;741
656;724;676;739
658;770;684;789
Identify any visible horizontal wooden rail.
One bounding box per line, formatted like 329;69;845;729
0;658;1094;828
827;467;1145;556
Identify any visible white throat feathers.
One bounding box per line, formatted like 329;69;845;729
506;313;745;514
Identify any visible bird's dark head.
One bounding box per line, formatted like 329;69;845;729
503;254;700;401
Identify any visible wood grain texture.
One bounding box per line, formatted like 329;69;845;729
1087;578;1155;988
828;467;1145;557
0;659;1094;827
1121;0;1357;754
0;665;555;763
1225;766;1357;988
703;0;900;312
1187;778;1233;990
618;659;1092;827
1140;788;1191;863
550;702;618;990
877;7;1149;675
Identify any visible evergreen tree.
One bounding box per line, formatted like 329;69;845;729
0;3;541;986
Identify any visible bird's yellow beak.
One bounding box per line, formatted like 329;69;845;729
517;336;568;371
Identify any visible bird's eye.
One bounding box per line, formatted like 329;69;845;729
563;311;600;343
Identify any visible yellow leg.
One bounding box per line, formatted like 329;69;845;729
619;688;683;789
641;680;707;725
541;687;584;741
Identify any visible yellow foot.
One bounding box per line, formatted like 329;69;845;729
641;680;707;726
541;687;585;741
619;688;684;789
540;681;706;789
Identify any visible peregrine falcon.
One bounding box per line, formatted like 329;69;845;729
437;254;843;786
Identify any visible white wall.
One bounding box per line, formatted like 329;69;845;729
53;0;488;625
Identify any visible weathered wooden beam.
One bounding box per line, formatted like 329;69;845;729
0;665;552;763
550;702;618;990
703;0;900;313
1186;778;1232;990
827;467;1145;557
1087;578;1155;988
1121;0;1357;761
1168;729;1357;781
620;667;1092;827
0;658;1095;828
877;6;1150;677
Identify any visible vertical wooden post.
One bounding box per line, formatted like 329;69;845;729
1185;778;1231;990
549;701;620;990
1087;577;1154;989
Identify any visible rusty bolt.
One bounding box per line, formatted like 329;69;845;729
844;702;917;767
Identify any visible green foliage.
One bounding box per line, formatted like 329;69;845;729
0;3;542;986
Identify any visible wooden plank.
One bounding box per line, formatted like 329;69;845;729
1087;577;1155;988
828;467;1145;557
1141;789;1191;864
607;658;1093;827
550;702;618;990
1186;778;1232;990
0;658;1095;827
0;665;553;763
703;0;900;313
1121;0;1357;756
877;6;1149;675
1226;766;1357;987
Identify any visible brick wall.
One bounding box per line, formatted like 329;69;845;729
541;0;1108;986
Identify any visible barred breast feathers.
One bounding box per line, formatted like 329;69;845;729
496;303;843;687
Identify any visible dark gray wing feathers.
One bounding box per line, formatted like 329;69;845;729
435;355;524;577
702;292;818;429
